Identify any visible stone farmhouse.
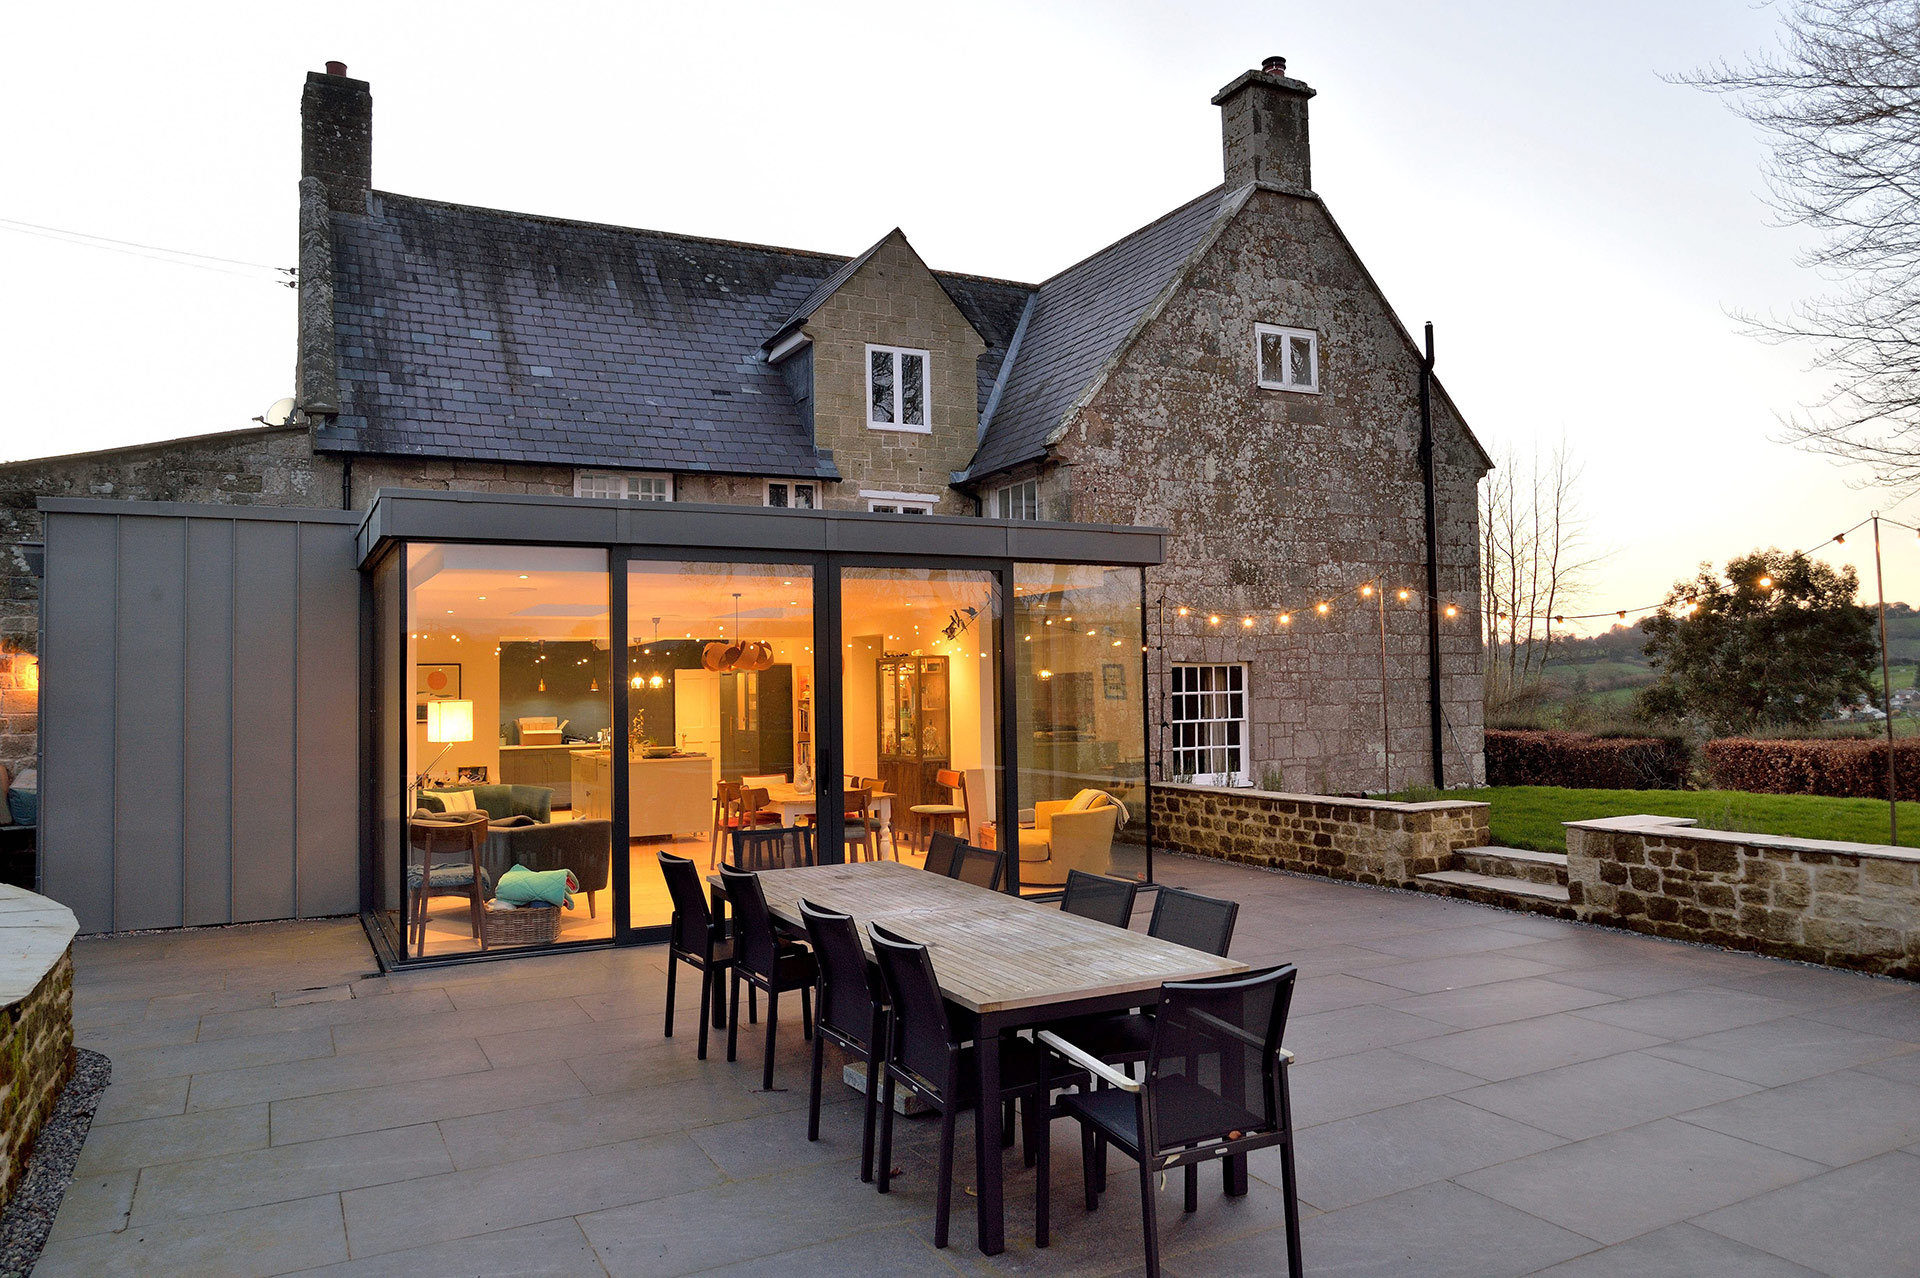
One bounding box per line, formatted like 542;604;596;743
0;56;1490;796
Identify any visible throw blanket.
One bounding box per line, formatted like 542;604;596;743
494;864;579;909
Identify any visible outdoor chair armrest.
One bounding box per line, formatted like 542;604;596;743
1280;1047;1294;1064
1038;1030;1141;1092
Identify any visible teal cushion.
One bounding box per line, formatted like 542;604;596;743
495;864;578;908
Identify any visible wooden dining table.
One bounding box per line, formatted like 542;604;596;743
708;860;1246;1255
760;785;896;852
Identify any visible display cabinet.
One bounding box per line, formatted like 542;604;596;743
877;655;949;810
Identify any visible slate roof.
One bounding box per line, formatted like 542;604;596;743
964;185;1243;479
316;194;1030;477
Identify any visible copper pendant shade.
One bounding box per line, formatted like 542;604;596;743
702;594;772;673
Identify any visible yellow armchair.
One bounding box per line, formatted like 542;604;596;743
1017;790;1129;886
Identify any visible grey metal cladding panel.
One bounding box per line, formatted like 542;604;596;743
182;520;235;926
113;517;187;931
373;495;623;549
39;514;119;933
295;522;361;917
229;521;299;922
615;505;831;554
1007;523;1165;567
827;517;1011;561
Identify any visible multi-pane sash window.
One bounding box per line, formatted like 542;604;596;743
574;470;672;501
868;501;931;514
996;479;1039;520
1255;324;1318;393
867;345;930;431
766;481;817;509
1169;663;1247;784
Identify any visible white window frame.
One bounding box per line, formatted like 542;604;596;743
1255;323;1319;394
865;344;932;433
995;479;1039;521
1169;663;1249;785
574;469;673;501
862;488;938;515
764;480;817;510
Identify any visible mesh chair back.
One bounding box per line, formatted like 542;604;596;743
718;866;783;978
924;831;966;877
1061;869;1139;928
1149;887;1239;956
732;825;813;870
1147;964;1296;1152
869;923;956;1088
658;852;712;955
800;898;885;1046
952;844;1004;891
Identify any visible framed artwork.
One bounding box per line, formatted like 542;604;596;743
455;765;489;784
417;663;461;722
1102;663;1127;700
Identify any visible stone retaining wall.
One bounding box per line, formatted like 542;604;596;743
1151;784;1490;885
1566;815;1920;978
0;888;78;1207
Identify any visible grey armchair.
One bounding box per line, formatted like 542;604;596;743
483;818;613;917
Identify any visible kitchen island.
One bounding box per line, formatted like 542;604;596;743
571;751;715;839
499;743;594;808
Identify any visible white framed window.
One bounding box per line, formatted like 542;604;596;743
866;344;931;432
1170;663;1248;785
765;481;817;509
995;479;1039;521
574;469;672;501
861;488;938;515
1255;323;1319;393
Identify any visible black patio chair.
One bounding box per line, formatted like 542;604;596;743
658;851;733;1059
1060;869;1139;929
923;830;966;878
731;825;815;871
1036;964;1302;1278
1148;886;1240;956
720;866;817;1091
952;843;1005;892
868;923;1061;1250
799;898;890;1182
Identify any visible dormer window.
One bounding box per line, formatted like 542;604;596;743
1256;324;1318;393
867;345;930;432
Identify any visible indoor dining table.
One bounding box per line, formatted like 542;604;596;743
760;784;896;852
710;860;1246;1255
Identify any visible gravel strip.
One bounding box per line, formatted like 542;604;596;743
0;1048;110;1277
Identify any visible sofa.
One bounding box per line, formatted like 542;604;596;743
483;817;613;918
420;784;553;824
1017;789;1129;886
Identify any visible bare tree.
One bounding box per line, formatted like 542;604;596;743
1677;1;1920;489
1480;441;1600;711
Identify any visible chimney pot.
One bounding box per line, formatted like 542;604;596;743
324;60;348;77
1261;55;1287;76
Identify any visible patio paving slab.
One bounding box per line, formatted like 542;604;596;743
1455;1118;1827;1244
42;854;1920;1276
1693;1149;1920;1278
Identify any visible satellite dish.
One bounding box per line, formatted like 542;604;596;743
258;397;296;427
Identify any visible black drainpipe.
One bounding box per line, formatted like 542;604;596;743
1419;322;1444;788
341;452;355;511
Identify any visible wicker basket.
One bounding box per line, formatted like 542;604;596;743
481;902;561;948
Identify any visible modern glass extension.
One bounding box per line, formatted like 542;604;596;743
361;491;1162;965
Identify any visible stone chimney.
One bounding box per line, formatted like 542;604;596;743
301;62;372;214
1212;55;1314;191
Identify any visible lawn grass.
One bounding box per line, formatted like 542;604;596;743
1393;786;1920;854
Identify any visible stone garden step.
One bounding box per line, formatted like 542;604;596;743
1414;868;1572;905
1456;846;1569;887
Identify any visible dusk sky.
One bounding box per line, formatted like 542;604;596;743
4;0;1906;625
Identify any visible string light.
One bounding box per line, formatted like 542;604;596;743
1207;614;1221;626
1279;613;1291;625
1360;584;1373;597
1397;590;1409;601
1758;576;1773;590
1445;605;1459;618
1240;617;1254;628
1316;602;1329;615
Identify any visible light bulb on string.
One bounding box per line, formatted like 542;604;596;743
1208;615;1221;626
1397;590;1409;601
1316;603;1329;615
1279;613;1291;625
1360;585;1373;597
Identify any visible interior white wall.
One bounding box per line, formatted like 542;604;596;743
411;632;499;783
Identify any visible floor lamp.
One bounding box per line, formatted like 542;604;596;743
416;699;475;796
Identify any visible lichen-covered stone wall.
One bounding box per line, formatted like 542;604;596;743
1567;816;1920;978
1152;783;1489;885
0;947;72;1206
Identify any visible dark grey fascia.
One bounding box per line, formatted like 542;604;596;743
356;488;1165;570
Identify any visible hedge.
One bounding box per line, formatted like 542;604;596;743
1704;737;1920;801
1486;729;1692;790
